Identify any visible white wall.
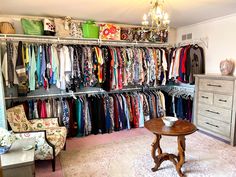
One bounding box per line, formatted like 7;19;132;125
168;27;177;45
176;13;236;75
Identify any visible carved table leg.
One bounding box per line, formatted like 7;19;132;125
151;134;162;171
176;136;186;177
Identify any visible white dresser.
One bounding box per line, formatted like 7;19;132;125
1;138;35;177
194;75;236;146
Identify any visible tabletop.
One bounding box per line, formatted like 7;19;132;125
1;138;35;169
144;118;197;136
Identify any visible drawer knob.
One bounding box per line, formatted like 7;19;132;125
201;96;209;99
206;109;220;115
219;99;227;102
207;83;222;87
205;122;219;128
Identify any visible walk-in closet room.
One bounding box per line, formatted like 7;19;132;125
0;1;236;177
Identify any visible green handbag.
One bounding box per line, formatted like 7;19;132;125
21;18;44;35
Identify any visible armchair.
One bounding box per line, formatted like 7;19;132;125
6;105;67;171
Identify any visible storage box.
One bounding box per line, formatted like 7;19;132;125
99;24;120;40
82;20;99;39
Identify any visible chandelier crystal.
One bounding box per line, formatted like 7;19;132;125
142;0;170;32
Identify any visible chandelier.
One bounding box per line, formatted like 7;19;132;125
142;0;170;32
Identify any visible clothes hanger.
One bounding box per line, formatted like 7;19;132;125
71;93;77;100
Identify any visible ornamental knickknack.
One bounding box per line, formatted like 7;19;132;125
220;59;235;76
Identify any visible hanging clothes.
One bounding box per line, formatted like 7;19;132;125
29;45;37;91
162;89;194;122
187;45;205;83
9;41;179;91
167;44;205;84
2;52;8;87
10;90;168;138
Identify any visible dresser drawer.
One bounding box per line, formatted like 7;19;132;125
197;115;231;138
198;103;232;123
199;79;234;94
214;94;232;109
198;91;213;105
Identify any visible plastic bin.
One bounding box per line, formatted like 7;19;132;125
82;20;99;39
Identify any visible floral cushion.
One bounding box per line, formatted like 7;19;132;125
6;105;33;132
30;118;59;130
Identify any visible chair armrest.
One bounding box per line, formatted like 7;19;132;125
29;118;60;130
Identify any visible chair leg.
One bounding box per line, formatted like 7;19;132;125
63;142;66;151
52;158;55;172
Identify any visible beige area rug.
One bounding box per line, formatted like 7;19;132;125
60;131;236;177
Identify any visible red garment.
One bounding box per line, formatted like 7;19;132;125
134;96;140;128
177;48;186;82
181;45;191;73
130;96;139;128
130;96;135;128
40;100;47;118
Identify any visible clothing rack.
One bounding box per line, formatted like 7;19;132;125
0;34;170;48
5;86;162;101
160;84;195;99
175;37;208;49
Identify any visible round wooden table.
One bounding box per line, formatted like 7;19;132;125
144;118;197;177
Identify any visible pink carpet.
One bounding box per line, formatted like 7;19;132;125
36;128;236;177
35;128;150;177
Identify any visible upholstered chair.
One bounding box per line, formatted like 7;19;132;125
6;105;67;171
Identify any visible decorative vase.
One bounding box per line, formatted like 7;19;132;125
220;59;235;76
0;128;15;154
0;145;11;155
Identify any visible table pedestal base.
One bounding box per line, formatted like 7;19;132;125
151;134;186;177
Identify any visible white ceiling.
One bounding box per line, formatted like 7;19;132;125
0;0;236;27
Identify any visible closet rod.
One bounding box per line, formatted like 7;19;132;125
5;86;162;101
5;90;106;101
159;85;195;99
175;37;208;48
0;34;170;47
160;85;195;92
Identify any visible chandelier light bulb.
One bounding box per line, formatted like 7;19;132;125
155;6;162;17
166;19;170;24
164;13;169;20
143;14;148;21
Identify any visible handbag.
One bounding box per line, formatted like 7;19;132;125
70;21;82;38
120;27;133;41
21;18;44;35
0;22;15;34
99;23;120;40
43;18;55;36
82;20;99;38
54;18;71;37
